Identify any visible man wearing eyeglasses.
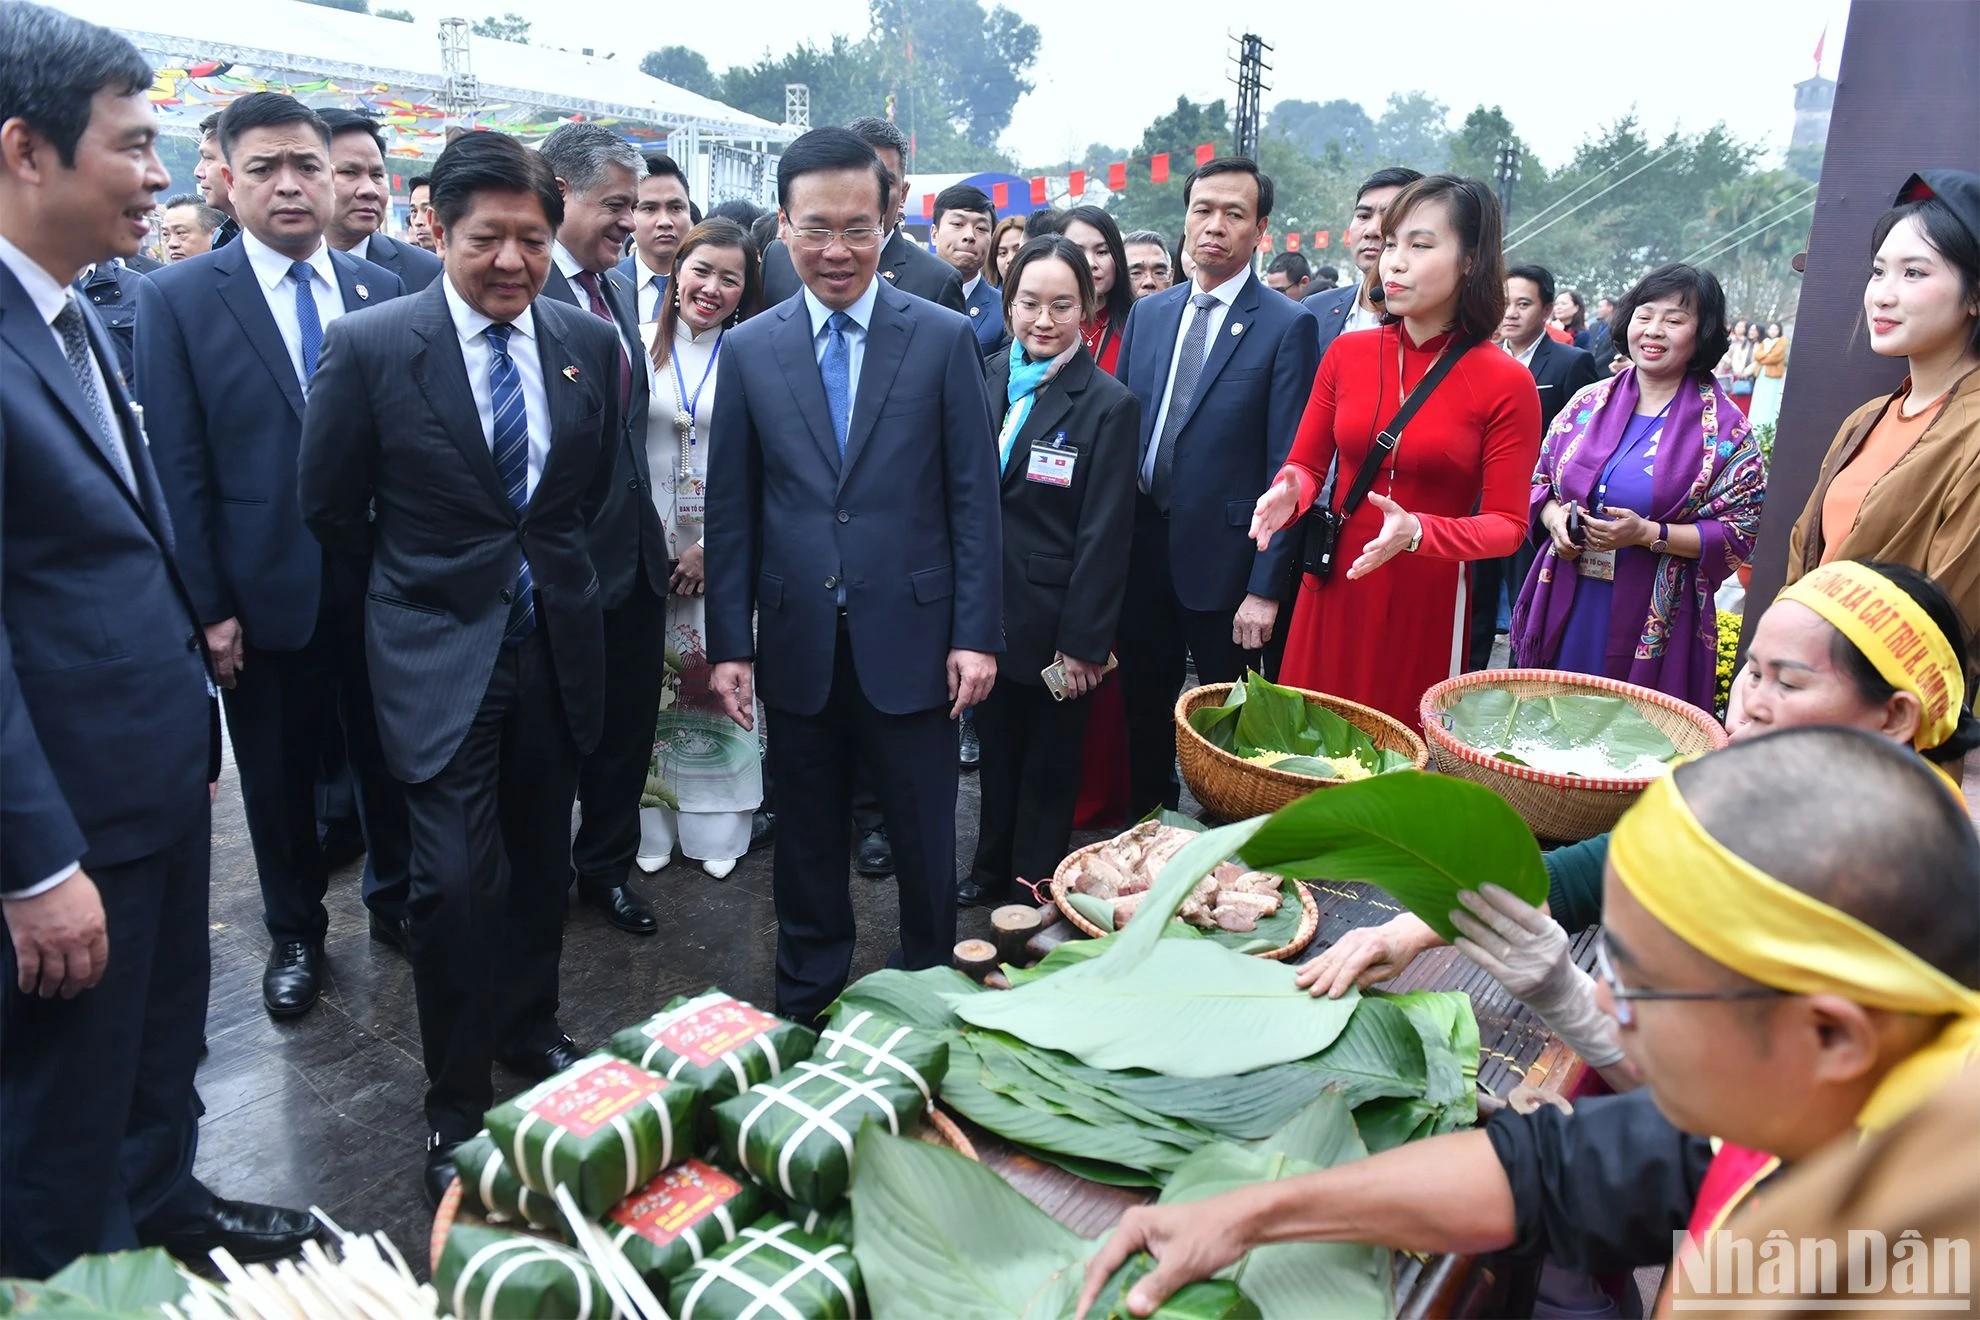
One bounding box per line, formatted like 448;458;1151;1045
1077;728;1980;1318
703;127;1002;1028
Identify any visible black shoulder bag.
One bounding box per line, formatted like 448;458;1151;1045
1297;341;1470;582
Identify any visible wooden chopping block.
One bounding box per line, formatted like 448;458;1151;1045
990;905;1043;964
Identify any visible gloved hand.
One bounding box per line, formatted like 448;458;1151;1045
1452;884;1624;1069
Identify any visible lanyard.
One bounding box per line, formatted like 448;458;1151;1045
1593;393;1674;509
670;331;723;479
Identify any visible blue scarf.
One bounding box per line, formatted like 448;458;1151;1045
999;345;1072;472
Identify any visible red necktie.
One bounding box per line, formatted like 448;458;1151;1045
572;269;632;413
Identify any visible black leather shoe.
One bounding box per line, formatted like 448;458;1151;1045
956;879;1013;909
749;809;777;852
498;1033;584;1081
262;940;322;1018
581;884;657;936
958;719;981;770
151;1197;320;1266
320;825;366;871
368;910;411;956
854;829;894;877
424;1138;462;1209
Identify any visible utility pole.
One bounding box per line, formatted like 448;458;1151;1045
1232;33;1272;160
1493;141;1521;226
784;84;810;130
438;18;478;129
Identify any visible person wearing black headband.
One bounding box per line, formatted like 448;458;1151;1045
1787;169;1980;646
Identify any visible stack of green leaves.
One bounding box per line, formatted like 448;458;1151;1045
598;1159;767;1288
711;1059;926;1207
813;1008;949;1106
453;1130;557;1229
669;1219;863;1320
435;1224;614;1319
485;1054;700;1218
607;989;818;1103
848;1094;1381;1320
1442;689;1679;778
1187;672;1415;780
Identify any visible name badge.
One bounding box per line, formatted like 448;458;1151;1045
1577;549;1617;582
1026;443;1076;487
674;476;707;526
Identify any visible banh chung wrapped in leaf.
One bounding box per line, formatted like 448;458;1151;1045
435;1224;613;1319
712;1059;924;1207
485;1053;699;1217
814;1008;948;1105
608;989;818;1102
670;1219;863;1320
453;1130;557;1229
601;1158;768;1287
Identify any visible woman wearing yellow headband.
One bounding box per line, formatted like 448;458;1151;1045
1301;560;1979;1086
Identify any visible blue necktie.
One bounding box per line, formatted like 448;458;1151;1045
486;324;536;644
821;311;853;458
289;261;323;383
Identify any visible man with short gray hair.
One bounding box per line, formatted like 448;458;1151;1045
159;193;222;261
535;121;668;937
1122;229;1172;300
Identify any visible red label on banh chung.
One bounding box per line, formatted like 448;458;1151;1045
528;1058;661;1139
610;1161;742;1243
650;1001;778;1068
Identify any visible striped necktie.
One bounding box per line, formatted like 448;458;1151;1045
485;323;536;644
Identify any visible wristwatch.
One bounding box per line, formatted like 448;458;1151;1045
1651;522;1670;554
1405;518;1424;554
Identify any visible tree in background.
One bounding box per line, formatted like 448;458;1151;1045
377;7;414;19
301;0;369;10
641;46;720;99
1103;96;1229;236
471;12;532;43
869;0;1038;145
1373;92;1452;174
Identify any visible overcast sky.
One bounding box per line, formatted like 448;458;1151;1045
349;0;1844;169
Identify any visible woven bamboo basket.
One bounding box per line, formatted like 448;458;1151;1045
429;1106;977;1271
1049;836;1320;961
1175;682;1429;820
1418;668;1727;843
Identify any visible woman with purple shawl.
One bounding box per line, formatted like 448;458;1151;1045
1512;264;1766;710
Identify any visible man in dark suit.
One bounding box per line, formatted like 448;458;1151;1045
0;3;316;1274
759;117;967;315
1468;262;1602;669
192;111;239;250
930;183;1008;357
319;108;441;293
69;256;146;384
1115;157;1320;818
536;121;667;936
138;92;411;1018
1303;166;1424;360
298;130;618;1203
619;153;691;323
705;127;1001;1025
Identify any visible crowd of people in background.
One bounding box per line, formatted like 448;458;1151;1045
5;0;1980;1291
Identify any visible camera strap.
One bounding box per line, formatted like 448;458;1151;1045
1332;333;1469;523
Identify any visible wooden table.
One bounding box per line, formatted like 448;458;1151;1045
969;878;1595;1318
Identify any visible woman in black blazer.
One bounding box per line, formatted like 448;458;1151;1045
958;237;1142;907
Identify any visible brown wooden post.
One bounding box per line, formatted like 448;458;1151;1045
1742;1;1980;649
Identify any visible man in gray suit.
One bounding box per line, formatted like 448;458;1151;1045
704;127;1002;1025
319;108;441;292
298;131;620;1204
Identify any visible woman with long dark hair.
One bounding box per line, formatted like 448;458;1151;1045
1057;204;1132;375
1248;175;1541;726
636;219;764;879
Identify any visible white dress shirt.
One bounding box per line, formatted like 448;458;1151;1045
1141;265;1251;490
443;273;550;501
0;235;138;900
961;273;982;301
239;229;345;393
803;276;880;425
1343;293;1383;336
1503;332;1544;370
348;233;373;262
630;250;671;324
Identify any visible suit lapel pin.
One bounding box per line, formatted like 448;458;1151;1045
1230;323;1244;335
882;270;897;281
969;305;980;317
562;365;581;382
355;284;370;301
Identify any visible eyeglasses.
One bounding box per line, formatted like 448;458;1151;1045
1011;296;1083;323
788;227;885;251
1593;937;1788;1027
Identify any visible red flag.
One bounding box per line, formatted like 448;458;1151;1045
1030;176;1047;204
1194;143;1214;166
1316;230;1329;248
1068;169;1086;198
1107;161;1126;190
1151;153;1169;184
1258;231;1275;253
992;182;1008;208
922;192;935;218
1286;231;1300;252
1813;23;1826;71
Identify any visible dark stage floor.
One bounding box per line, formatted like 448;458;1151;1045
193;742;1008;1267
